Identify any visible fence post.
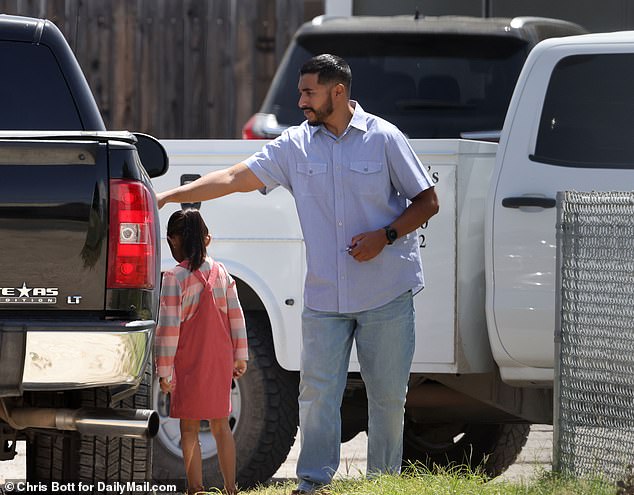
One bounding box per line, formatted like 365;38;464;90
553;190;565;475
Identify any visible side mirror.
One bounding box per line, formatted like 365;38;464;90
133;133;169;178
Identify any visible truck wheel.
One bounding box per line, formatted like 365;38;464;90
152;312;299;490
402;421;530;477
26;365;154;489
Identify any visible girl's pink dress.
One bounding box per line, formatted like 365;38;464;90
171;262;232;418
155;258;248;420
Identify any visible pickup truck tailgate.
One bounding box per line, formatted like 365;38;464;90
0;139;107;311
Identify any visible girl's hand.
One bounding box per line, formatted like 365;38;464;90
233;360;247;379
159;376;173;394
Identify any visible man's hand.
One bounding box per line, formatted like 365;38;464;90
348;229;387;262
348;187;439;262
233;360;247;379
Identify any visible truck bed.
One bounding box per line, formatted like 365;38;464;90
153;138;498;373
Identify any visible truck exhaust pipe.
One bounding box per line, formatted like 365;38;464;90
5;407;159;440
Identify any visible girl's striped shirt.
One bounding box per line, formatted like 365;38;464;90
155;258;248;379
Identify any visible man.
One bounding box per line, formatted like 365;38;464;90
157;54;439;494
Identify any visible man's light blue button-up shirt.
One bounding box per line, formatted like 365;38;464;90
244;102;434;313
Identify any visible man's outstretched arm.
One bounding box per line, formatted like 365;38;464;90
156;162;265;209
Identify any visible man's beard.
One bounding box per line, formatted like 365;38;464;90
304;95;334;126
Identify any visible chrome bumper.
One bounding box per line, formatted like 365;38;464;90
18;320;154;390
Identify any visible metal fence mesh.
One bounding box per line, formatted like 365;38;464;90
555;191;634;481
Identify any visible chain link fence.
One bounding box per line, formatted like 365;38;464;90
554;191;634;481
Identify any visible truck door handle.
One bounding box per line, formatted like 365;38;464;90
180;174;201;210
502;196;556;209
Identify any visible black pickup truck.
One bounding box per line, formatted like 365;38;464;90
0;14;167;487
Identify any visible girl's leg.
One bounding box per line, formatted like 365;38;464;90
210;417;237;494
180;419;204;493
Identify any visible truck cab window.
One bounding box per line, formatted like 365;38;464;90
0;41;82;129
265;34;527;139
534;53;634;168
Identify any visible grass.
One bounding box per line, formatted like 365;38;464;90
227;464;618;495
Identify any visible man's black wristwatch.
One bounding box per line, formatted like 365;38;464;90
384;225;398;245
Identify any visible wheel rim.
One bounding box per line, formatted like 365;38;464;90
153;378;242;459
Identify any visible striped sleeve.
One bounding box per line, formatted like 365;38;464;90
155;270;182;378
227;274;248;361
215;264;248;361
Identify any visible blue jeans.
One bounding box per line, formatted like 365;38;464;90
296;291;415;491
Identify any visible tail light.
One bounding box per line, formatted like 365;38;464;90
241;113;286;139
107;179;156;289
242;114;264;139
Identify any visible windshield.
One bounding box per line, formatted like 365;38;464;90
263;33;528;138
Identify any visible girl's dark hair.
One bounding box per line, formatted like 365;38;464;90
167;209;209;272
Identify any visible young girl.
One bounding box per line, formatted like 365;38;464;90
155;209;248;495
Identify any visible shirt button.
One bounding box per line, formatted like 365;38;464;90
338;221;343;227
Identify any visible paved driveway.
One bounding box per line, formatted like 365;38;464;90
273;424;553;482
0;425;553;485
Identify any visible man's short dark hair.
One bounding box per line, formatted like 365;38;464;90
300;54;352;91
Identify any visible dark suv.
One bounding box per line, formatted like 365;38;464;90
243;15;586;140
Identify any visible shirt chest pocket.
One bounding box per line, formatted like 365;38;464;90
295;162;328;196
349;161;384;194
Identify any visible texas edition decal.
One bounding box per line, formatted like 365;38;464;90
0;283;59;304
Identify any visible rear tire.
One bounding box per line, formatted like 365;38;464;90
402;420;530;477
152;312;299;490
26;366;154;491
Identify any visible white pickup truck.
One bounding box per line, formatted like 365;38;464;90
151;30;634;489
